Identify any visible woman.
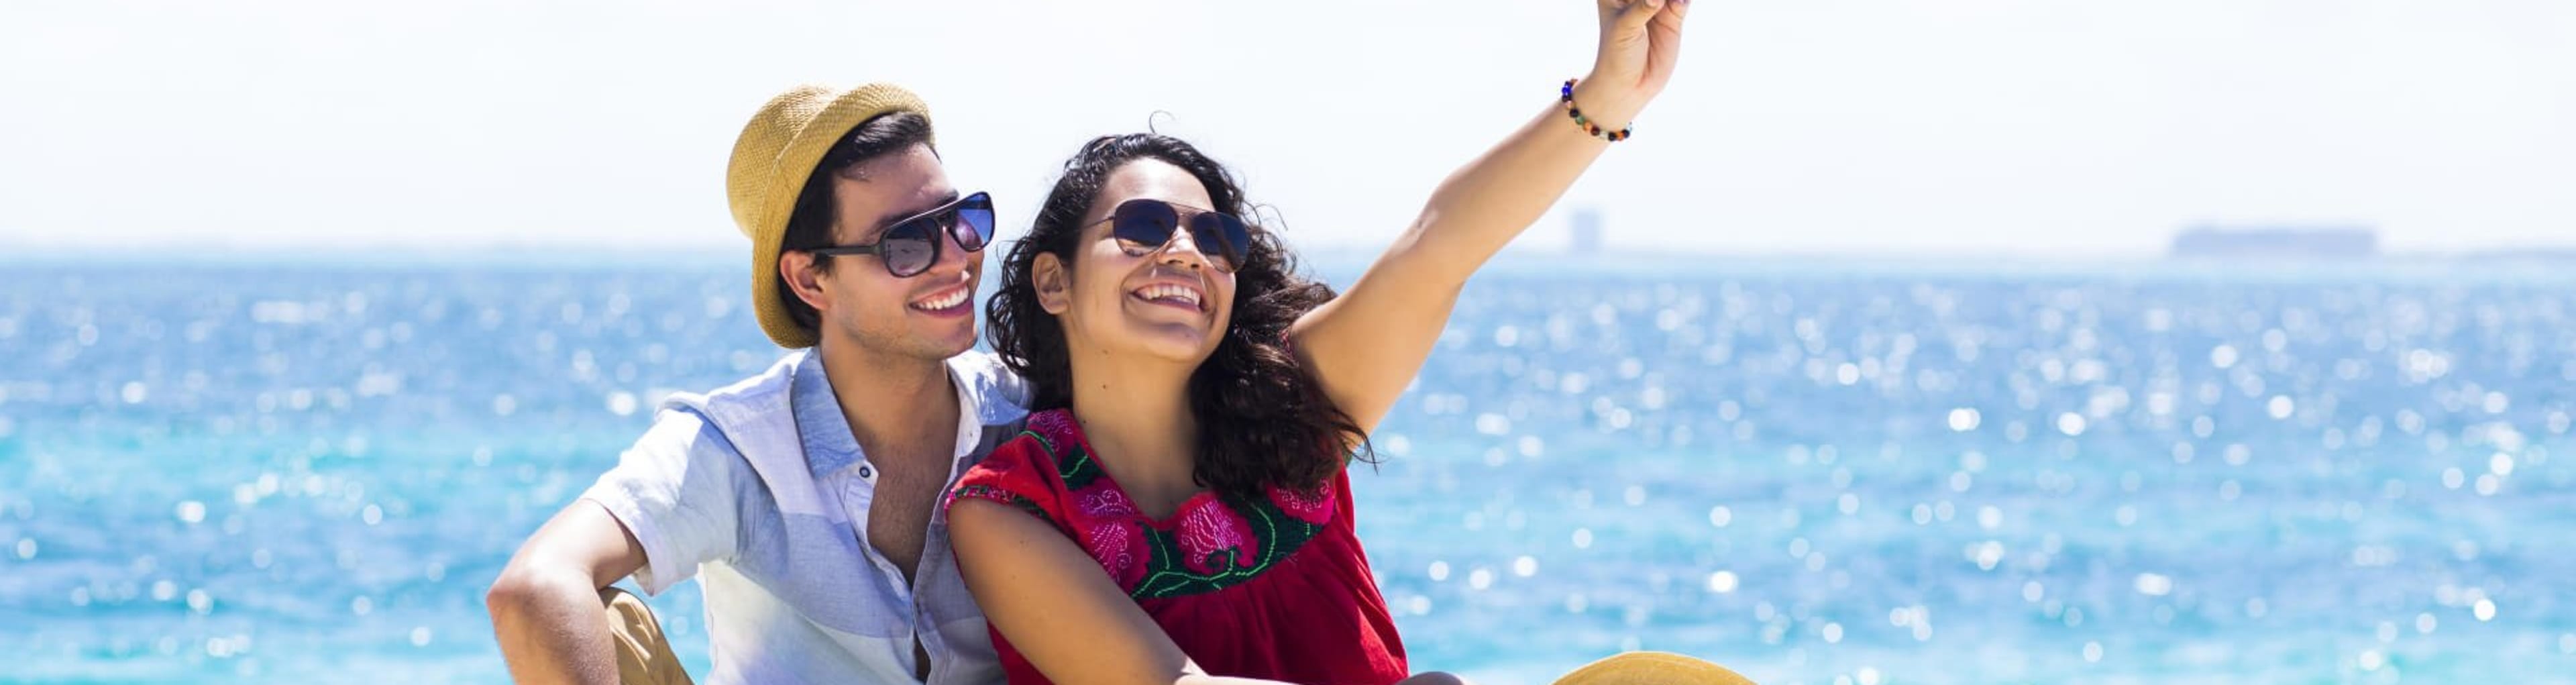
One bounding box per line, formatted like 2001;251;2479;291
949;1;1745;684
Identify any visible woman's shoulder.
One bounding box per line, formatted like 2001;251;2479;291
950;409;1087;518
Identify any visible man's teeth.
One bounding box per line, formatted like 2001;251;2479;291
1136;284;1200;306
912;288;969;310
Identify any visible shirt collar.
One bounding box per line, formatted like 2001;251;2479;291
790;350;989;480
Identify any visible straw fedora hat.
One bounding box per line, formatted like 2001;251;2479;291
725;83;936;349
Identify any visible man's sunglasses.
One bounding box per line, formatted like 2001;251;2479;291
1091;199;1252;273
806;192;996;278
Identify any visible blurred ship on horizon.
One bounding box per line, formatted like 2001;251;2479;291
2169;224;2378;259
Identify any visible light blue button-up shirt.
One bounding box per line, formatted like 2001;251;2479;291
582;349;1026;684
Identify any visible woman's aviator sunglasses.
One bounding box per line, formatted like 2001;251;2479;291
1095;199;1252;273
807;192;996;278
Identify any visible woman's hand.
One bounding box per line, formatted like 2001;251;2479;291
1580;0;1691;127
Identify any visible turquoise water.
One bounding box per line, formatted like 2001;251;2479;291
2;256;2572;684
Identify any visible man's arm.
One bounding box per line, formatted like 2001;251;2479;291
486;500;650;684
488;408;745;682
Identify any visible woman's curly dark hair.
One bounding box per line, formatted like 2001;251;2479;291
986;134;1375;501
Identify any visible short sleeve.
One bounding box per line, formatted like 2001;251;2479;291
943;435;1059;529
578;407;751;595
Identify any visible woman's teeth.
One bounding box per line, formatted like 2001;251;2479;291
1134;284;1201;307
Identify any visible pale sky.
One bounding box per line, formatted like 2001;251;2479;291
3;0;2571;257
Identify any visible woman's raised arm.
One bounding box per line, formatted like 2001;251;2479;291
1287;0;1693;434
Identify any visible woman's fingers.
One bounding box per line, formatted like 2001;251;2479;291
1625;0;1668;28
1645;0;1689;87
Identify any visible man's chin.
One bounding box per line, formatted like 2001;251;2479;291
917;325;981;358
828;322;977;362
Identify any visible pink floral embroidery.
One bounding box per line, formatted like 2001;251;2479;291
1176;500;1256;575
1268;481;1336;525
1026;411;1078;450
1077;487;1140;520
1083;522;1149;588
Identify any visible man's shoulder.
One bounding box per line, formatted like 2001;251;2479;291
619;351;803;468
661;350;805;421
709;350;808;402
947;350;1032;425
629;401;742;462
945;350;1013;387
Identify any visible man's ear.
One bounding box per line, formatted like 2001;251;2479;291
1032;253;1071;315
780;250;833;313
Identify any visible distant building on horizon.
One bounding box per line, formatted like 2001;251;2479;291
1569;207;1603;256
2169;224;2377;258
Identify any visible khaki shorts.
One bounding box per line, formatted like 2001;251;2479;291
600;588;693;685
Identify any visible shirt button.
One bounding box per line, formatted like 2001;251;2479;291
858;465;873;478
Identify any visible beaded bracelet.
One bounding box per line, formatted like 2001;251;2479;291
1560;78;1632;142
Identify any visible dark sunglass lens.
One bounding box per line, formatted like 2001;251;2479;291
1191;213;1252;271
881;221;940;276
953;202;995;252
1111;201;1180;254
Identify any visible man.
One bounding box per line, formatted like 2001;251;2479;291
486;83;1028;684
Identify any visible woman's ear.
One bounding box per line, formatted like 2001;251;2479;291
781;250;832;311
1032;252;1071;315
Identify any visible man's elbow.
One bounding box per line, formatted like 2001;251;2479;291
485;562;580;626
484;568;536;624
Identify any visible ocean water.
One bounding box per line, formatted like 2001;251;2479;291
1;255;2571;684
